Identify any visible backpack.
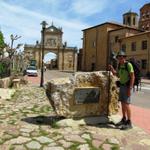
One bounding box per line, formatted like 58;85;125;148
119;60;141;87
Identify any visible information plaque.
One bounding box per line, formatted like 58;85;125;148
74;87;100;104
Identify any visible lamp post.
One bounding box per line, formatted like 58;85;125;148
62;42;66;71
40;21;47;87
57;44;60;70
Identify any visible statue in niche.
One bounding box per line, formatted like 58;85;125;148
47;38;57;47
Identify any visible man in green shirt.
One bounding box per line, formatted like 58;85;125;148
109;51;135;130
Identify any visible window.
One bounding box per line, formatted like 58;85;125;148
133;17;135;25
121;44;126;52
123;18;125;24
115;36;119;43
131;42;136;51
91;63;95;71
92;41;96;47
142;13;145;18
141;59;147;69
146;11;149;18
141;40;147;50
127;17;131;25
142;25;145;30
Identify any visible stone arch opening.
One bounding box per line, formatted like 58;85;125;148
44;51;58;70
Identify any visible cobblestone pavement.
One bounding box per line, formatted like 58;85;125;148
0;85;150;150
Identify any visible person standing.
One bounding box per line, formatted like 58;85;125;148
109;51;135;130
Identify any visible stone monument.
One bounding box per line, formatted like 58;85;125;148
46;71;119;118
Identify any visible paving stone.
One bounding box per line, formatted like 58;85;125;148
139;139;150;146
77;144;90;150
20;128;33;133
108;137;120;144
81;133;91;140
30;131;41;137
102;144;112;150
52;135;63;141
20;132;30;137
131;144;150;150
92;139;103;149
47;142;58;147
13;145;26;150
7;136;31;144
2;126;20;137
0;89;16;99
0;138;4;144
26;141;41;149
64;134;86;143
1;134;13;141
43;146;64;150
34;136;54;144
40;125;52;131
58;139;73;148
0;144;10;150
91;133;106;141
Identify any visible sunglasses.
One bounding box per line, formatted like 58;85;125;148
117;55;126;59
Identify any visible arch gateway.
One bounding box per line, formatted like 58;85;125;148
24;23;77;72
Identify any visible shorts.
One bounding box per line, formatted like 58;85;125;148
119;85;131;104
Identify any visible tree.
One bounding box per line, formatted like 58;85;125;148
0;31;5;48
6;34;22;59
0;31;5;56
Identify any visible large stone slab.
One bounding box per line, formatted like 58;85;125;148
46;71;119;118
0;77;11;88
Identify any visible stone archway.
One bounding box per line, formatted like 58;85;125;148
44;51;57;70
24;22;77;72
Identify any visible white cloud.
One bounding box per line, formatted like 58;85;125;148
0;1;88;48
71;0;108;16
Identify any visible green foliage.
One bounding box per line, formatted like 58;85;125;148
0;63;4;73
0;58;10;78
0;31;5;49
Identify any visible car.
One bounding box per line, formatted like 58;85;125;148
26;66;38;76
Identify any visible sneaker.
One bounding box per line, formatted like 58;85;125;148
120;120;133;130
115;117;126;126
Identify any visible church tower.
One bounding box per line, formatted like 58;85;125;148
123;10;138;28
139;3;150;31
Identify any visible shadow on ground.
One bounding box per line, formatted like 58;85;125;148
21;115;119;130
95;122;119;130
21;115;65;126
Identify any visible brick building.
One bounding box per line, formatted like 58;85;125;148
139;3;150;31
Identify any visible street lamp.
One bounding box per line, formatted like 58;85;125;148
62;42;66;71
40;21;48;87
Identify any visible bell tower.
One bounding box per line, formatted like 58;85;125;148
123;10;138;28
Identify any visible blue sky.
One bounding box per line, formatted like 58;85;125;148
0;0;149;61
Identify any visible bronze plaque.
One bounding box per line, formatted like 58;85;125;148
74;87;100;104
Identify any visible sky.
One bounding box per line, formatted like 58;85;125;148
0;0;149;61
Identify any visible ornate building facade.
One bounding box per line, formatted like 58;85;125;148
24;23;77;72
